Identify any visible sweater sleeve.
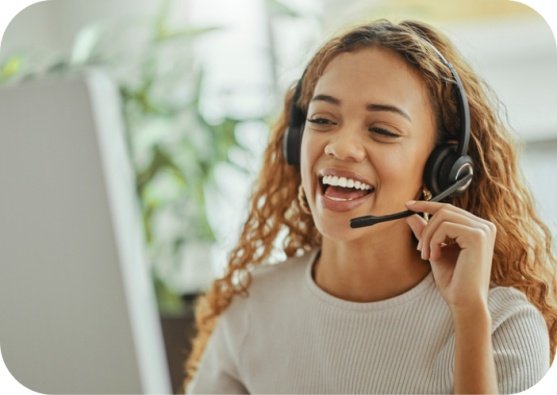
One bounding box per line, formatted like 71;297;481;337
489;288;551;394
186;299;249;394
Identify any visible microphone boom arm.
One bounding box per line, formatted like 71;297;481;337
349;173;473;228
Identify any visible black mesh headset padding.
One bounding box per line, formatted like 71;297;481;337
424;144;458;196
284;80;305;166
424;144;474;197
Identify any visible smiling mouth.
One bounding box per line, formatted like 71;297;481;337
319;175;375;201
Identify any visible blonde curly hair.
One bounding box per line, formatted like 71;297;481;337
183;19;557;387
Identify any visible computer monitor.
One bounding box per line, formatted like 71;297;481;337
0;70;172;394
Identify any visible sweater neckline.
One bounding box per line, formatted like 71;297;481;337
304;249;435;312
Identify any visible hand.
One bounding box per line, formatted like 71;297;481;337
404;200;497;313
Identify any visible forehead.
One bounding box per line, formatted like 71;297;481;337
312;47;432;114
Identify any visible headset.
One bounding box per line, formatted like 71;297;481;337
282;40;474;228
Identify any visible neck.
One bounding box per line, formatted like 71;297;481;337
314;221;430;303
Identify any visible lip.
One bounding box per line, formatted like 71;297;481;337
316;167;375;213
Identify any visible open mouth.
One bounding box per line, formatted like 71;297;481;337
319;175;375;201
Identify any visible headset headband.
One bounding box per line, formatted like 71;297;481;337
284;41;471;166
427;45;470;157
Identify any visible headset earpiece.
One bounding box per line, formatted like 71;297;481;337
283;79;305;166
424;143;473;198
283;107;304;166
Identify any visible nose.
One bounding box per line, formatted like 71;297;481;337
324;129;366;162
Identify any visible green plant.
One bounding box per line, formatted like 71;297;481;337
0;0;260;314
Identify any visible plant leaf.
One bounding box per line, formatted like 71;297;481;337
0;55;23;83
71;23;104;65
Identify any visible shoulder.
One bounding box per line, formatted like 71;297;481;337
487;285;550;392
212;250;316;351
236;249;315;310
488;285;547;333
220;249;316;321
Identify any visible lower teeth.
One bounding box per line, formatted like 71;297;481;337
328;196;354;202
327;191;373;201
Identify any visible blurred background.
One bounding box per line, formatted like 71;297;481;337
1;0;556;392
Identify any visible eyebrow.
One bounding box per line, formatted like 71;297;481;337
310;94;412;122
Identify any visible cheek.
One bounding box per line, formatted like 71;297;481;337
374;146;430;185
300;131;322;185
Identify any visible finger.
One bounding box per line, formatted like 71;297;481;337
405;199;446;215
406;214;427;247
405;200;492;227
405;200;477;220
421;210;471;260
420;208;480;260
428;221;478;261
425;208;495;255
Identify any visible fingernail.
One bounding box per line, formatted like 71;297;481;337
417;240;422;251
405;200;416;206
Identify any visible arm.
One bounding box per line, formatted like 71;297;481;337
452;304;498;394
490;291;550;394
186;303;250;394
405;199;499;393
406;200;550;393
186;321;248;394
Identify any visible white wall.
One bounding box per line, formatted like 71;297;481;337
446;17;557;142
521;139;557;237
2;0;556;279
1;0;189;55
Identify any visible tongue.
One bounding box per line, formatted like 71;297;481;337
324;186;370;200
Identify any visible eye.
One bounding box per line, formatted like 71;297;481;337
369;127;400;138
307;117;337;126
306;117;337;131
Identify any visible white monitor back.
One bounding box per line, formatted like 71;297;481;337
0;70;172;394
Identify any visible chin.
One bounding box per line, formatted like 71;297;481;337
313;209;407;243
313;214;365;242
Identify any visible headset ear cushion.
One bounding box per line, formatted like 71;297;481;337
283;124;302;166
283;89;306;166
424;144;458;196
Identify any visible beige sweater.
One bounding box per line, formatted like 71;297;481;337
188;249;550;394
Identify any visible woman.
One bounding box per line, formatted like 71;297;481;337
185;20;556;394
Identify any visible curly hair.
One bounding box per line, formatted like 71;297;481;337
183;19;557;387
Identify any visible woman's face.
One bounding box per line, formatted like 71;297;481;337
300;46;437;241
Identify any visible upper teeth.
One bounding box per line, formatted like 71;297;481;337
322;175;373;191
